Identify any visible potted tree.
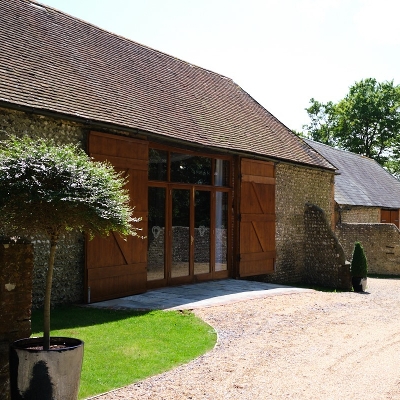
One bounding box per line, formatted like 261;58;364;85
350;242;368;292
0;135;140;400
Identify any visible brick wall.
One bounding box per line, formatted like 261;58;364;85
336;223;400;275
0;238;34;400
0;107;86;307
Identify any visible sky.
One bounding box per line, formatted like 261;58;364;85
38;0;400;132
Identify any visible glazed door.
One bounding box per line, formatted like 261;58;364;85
170;187;192;280
168;186;214;284
147;185;227;286
194;190;212;276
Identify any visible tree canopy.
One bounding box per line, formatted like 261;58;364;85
0;135;140;349
301;78;400;176
0;135;138;239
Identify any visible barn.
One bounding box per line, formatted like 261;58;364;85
1;0;347;305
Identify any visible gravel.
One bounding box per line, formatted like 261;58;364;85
90;278;400;400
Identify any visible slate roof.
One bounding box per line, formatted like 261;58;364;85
0;0;333;170
305;139;400;208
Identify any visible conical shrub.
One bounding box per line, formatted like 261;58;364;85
350;242;368;278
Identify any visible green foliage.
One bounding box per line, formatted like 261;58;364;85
350;242;368;278
0;135;140;348
302;78;400;176
0;135;138;238
302;98;338;146
31;307;217;399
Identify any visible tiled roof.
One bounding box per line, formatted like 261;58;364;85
0;0;333;170
305;139;400;208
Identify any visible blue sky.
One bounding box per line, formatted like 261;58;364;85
39;0;400;132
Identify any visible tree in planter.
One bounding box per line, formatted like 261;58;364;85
0;135;140;350
350;242;368;292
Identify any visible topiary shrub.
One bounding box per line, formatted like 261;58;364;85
0;135;141;350
350;242;368;278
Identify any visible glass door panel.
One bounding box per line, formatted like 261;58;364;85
215;191;228;271
194;190;211;275
147;187;166;281
171;188;190;278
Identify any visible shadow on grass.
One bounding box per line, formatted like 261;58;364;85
31;306;152;332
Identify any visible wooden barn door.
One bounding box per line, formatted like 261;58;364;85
85;132;148;303
238;159;275;277
381;209;400;228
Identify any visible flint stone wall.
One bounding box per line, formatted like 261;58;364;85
336;223;400;275
0;107;86;307
304;204;351;290
338;205;380;224
255;163;337;286
0;238;34;400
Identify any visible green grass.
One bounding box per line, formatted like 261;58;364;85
31;306;216;399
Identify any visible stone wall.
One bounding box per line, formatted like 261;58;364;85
336;223;400;275
0;107;86;307
260;163;335;284
304;204;351;290
0;238;34;400
30;232;85;308
338;205;380;224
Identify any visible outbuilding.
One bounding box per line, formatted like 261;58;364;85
306;139;400;275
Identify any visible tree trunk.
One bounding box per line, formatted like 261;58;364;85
43;233;59;351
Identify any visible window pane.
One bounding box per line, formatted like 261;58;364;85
215;191;228;271
149;148;167;181
170;153;211;185
171;189;190;278
147;187;165;281
214;159;230;187
194;190;210;275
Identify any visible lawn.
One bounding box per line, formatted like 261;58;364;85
31;306;217;399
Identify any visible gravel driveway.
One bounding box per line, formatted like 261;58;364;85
91;278;400;399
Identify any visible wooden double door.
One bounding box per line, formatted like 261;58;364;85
381;209;400;228
147;184;230;287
